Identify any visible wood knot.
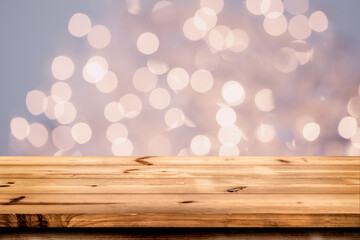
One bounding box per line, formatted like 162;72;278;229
227;186;247;193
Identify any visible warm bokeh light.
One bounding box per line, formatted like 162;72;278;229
52;126;75;151
51;82;72;103
112;137;133;156
106;123;128;143
26;90;46;115
347;96;360;118
137;32;159;55
201;0;224;14
43;96;58;120
263;14;288;36
54;101;77;124
147;59;169;75
274;47;299;73
255;89;274;112
167;67;189;91
222;81;245;106
149;88;171;110
218;125;242;145
132;67;158;92
83;56;109;83
216;107;237;127
119;94;142;118
95;71;118;93
246;0;270;16
183;17;206;41
263;0;284;19
225;29;249;53
10;117;29;140
338;116;357;139
28;123;48;148
302;122;320;142
309;11;328;32
283;0;308;15
71;122;92;144
288;15;312;40
256;124;276;143
104;101;124;122
165;108;185;129
191;135;212;155
190;69;214;93
51;56;74;80
126;0;140;15
194;7;217;32
87;25;111;49
68;13;92;37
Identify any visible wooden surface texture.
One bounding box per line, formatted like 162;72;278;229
0;156;359;228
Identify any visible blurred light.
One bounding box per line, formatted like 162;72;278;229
194;7;217;31
51;56;74;80
225;29;249;52
95;71;118;93
283;0;308;15
190;69;214;93
43;96;58;120
152;1;175;23
218;125;242;145
52;126;75;151
256;124;276;143
26;90;46;115
291;40;313;65
83;56;109;83
183;17;206;41
126;0;140;15
132;67;158;92
351;128;360;149
104;102;124;122
137;32;159;55
263;14;288;36
338;116;357;139
147;59;169;75
201;0;224;14
347;96;360;118
274;47;299;73
263;0;284;19
167;67;189;91
288;15;312;40
309;11;328;32
55;102;77;124
216;107;237;127
10;117;29;140
190;135;212;155
255;88;274;112
119;94;142;118
219;144;239;156
149;88;171;110
148;135;172;155
51;82;72;103
87;25;111;49
112;137;133;156
165;108;185;129
106;123;128;143
71;122;92;144
303;122;320;142
222;81;245;105
28;123;48;148
246;0;270;15
68;13;92;37
208;25;231;51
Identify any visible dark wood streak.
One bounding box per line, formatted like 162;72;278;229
123;169;139;173
227;186;248;193
179;201;195;204
277;159;291;164
0;185;10;187
5;196;25;205
7;182;15;184
135;157;154;166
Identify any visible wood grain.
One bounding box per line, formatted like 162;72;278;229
0;156;359;227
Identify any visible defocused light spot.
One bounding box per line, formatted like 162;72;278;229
51;56;74;80
51;82;72;103
126;0;140;15
106;123;128;143
302;122;320;142
218;125;242;145
137;32;159;55
191;135;211;155
219;144;239;156
83;56;109;83
190;69;214;93
26;90;46;115
132;67;158;92
288;15;311;40
201;0;224;14
351;128;360;149
309;11;328;32
71;122;92;144
291;40;313;65
112;137;133;156
10;117;29;140
149;88;171;110
183;17;206;41
255;89;274;112
147;59;169;75
338;116;357;139
263;14;287;36
148;135;172;155
52;126;75;151
95;71;118;93
246;0;270;15
256;124;276;143
194;7;217;31
55;102;77;124
167;67;189;91
43;96;58;120
225;29;249;52
274;47;298;73
263;0;284;19
68;13;91;37
152;1;175;22
347;96;360;118
222;81;245;105
119;94;142;118
208;25;231;51
165;108;185;129
216;107;237;127
283;0;308;15
104;102;124;122
87;25;111;49
28;123;48;148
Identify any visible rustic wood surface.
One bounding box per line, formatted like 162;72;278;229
0;156;359;228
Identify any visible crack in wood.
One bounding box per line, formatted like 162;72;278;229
0;185;10;187
179;201;195;204
277;159;291;163
135;157;154;166
227;186;248;193
6;196;26;205
123;169;139;173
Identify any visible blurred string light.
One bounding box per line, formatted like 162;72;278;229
9;0;360;156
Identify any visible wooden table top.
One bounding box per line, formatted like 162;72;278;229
0;156;359;228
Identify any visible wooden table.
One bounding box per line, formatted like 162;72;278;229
0;156;359;228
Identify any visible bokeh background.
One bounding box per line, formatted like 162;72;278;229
1;0;359;156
